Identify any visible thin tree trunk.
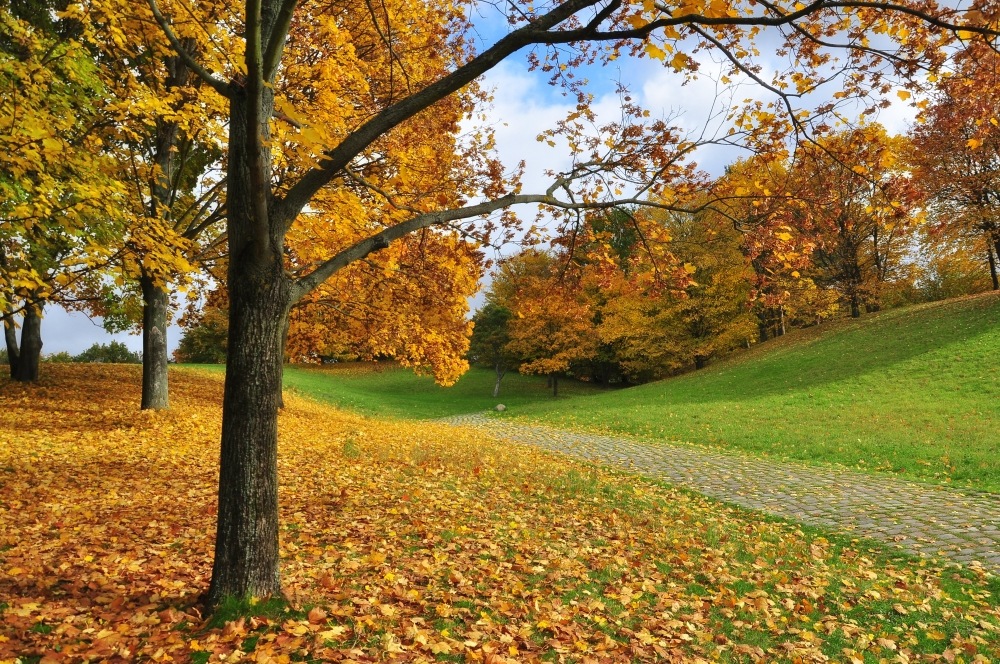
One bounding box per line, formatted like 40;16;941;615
991;241;1000;291
757;318;769;343
140;276;170;409
551;374;558;397
849;293;861;318
492;363;506;398
12;302;43;382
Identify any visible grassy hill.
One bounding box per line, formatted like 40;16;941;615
192;361;611;420
510;292;1000;492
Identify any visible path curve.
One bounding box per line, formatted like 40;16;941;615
441;413;1000;573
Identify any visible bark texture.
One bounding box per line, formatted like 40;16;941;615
7;302;43;382
140;276;171;409
4;315;19;379
207;81;287;605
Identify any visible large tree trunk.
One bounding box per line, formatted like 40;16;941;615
140;276;170;409
207;80;286;605
207;268;288;603
12;302;43;382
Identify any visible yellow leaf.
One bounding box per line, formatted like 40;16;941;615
645;42;666;60
896;90;911;101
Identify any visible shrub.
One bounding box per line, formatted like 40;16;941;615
74;341;142;364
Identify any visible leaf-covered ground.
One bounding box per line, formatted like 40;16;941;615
1;365;998;663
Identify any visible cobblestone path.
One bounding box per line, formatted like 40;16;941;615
441;413;1000;572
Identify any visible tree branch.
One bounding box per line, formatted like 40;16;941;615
272;0;606;227
145;0;232;98
262;0;299;80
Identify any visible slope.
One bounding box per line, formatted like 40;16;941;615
508;292;1000;492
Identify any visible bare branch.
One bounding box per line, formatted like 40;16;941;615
145;0;232;98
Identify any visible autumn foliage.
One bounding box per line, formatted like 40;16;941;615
2;366;1000;662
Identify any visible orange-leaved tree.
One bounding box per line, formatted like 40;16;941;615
791;126;921;317
131;0;995;602
910;39;1000;290
500;250;600;395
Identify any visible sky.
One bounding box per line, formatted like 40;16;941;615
34;5;921;356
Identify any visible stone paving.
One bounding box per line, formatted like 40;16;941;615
440;413;1000;573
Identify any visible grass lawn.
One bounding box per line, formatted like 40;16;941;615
508;292;1000;493
2;364;999;663
192;362;610;419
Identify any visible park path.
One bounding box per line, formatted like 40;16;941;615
440;413;1000;573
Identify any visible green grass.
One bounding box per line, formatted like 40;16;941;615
507;292;1000;492
189;362;610;419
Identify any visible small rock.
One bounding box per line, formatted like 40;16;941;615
494;404;506;412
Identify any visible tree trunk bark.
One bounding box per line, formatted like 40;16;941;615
849;293;861;318
140;276;171;410
4;313;19;379
207;268;288;604
12;302;43;382
990;240;1000;291
757;318;769;343
207;81;286;605
277;313;289;409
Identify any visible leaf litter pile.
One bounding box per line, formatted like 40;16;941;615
1;366;999;663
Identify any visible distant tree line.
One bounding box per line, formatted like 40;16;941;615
1;341;141;367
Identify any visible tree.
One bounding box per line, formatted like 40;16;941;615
129;0;990;603
74;340;142;364
507;271;599;396
599;208;757;377
910;40;1000;291
792;127;920;317
469;303;516;397
0;5;122;382
58;2;233;408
